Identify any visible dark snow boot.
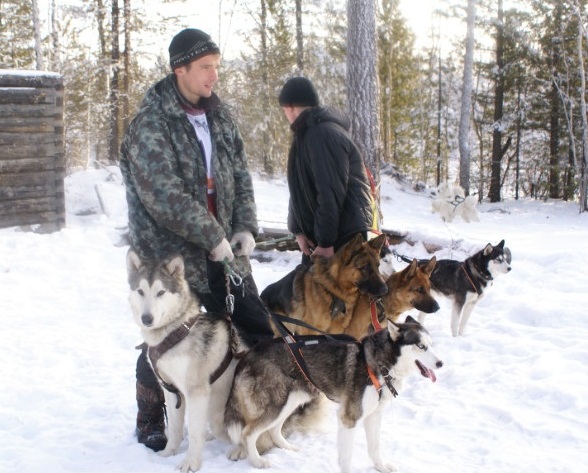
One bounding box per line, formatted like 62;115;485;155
135;346;167;452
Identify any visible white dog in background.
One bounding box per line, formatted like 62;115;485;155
432;183;479;223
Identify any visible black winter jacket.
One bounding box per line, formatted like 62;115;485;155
286;107;373;250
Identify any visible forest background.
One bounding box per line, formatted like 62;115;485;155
2;0;588;210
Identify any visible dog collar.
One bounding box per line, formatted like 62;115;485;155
367;366;398;398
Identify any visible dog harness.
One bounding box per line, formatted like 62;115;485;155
147;314;234;409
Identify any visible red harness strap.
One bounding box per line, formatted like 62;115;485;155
367;365;383;395
370;300;382;331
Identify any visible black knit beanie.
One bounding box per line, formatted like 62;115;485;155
169;28;220;70
278;77;319;107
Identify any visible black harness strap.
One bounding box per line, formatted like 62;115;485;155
269;312;355;397
148;312;236;409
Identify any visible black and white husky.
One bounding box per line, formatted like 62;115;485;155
418;239;512;336
224;316;443;473
126;250;245;472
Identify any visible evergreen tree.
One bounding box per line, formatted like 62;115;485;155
0;0;34;68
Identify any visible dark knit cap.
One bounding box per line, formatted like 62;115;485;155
169;28;220;70
278;77;319;107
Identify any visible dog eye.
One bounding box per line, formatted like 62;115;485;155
137;289;144;296
157;290;165;297
417;343;427;351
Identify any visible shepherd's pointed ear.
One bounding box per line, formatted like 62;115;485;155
422;256;436;276
165;254;185;277
368;233;387;251
401;259;418;282
126;249;143;276
387;320;401;340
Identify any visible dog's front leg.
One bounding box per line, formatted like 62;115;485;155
450;303;462;337
337;418;356;473
458;298;478;336
364;408;397;473
160;390;185;457
178;387;210;473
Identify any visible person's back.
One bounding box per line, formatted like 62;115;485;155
278;76;374;260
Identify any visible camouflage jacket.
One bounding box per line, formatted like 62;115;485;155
119;74;257;294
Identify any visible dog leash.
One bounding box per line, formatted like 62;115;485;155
221;258;243;314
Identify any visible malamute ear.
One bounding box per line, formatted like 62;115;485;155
126;249;143;276
387;320;401;340
404;315;419;325
165;254;185;278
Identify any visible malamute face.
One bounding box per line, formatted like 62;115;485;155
126;250;188;330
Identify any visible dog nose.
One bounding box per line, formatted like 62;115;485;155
436;360;443;369
141;313;154;326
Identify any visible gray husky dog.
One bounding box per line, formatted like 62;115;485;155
418;239;512;336
224;316;443;473
127;250;245;472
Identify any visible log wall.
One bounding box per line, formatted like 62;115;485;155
0;70;65;232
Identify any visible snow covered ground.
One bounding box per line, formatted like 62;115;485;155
1;166;587;473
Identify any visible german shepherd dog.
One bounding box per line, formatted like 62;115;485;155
261;234;389;335
224;316;443;472
343;257;440;339
418;240;512;336
126;250;245;472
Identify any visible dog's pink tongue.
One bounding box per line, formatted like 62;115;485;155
416;360;437;383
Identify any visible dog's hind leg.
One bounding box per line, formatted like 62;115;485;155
244;391;310;468
364;408;397;473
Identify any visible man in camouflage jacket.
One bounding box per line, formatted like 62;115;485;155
119;28;274;452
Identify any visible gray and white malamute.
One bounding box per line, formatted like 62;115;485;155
127;250;245;473
224;317;443;472
418;239;512;336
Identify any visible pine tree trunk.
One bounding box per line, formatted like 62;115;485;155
346;0;381;182
295;0;303;72
576;5;588;211
489;0;504;203
108;0;120;164
459;0;476;195
32;0;44;70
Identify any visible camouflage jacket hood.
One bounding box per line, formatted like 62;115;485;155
120;74;257;293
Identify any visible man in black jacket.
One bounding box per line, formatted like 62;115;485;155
278;77;375;262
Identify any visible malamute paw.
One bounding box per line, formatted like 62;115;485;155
228;446;247;461
178;454;202;472
249;456;271;469
159;444;180;458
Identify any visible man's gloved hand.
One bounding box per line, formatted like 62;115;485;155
230;231;256;256
209;238;234;262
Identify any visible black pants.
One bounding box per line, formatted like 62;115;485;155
136;260;275;389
